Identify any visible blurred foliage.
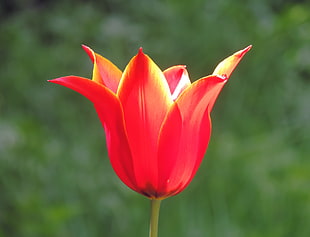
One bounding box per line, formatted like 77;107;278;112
0;0;309;236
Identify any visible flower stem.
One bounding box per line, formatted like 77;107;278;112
149;199;162;237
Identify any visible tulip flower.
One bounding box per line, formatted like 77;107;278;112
49;45;251;237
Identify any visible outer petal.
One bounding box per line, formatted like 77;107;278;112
48;76;138;192
157;76;227;198
82;45;122;93
163;65;191;100
213;45;252;78
117;49;173;197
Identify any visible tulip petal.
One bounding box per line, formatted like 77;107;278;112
117;49;173;197
82;45;122;93
163;65;191;100
48;76;138;192
158;75;227;197
213;45;252;78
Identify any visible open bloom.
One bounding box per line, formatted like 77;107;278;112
49;45;251;199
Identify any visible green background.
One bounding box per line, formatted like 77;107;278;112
0;0;309;236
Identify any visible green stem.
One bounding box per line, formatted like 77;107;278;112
149;199;162;237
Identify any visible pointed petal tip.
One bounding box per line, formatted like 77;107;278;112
47;77;62;84
212;45;252;79
135;47;147;59
238;45;252;57
244;45;252;53
81;44;95;62
47;78;58;83
47;76;82;84
81;44;88;49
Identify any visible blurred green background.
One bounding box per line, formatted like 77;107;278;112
0;0;309;236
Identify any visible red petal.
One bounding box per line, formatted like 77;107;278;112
82;45;122;93
213;45;252;78
157;75;226;197
117;49;173;196
48;76;138;192
163;65;191;100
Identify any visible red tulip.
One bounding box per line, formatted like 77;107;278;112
49;45;251;200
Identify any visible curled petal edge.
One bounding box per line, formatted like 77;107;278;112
163;65;191;100
82;45;122;93
48;76;138;192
